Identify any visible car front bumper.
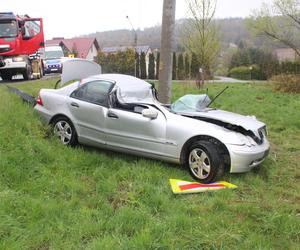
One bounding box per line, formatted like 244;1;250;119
0;59;27;69
227;140;270;173
45;65;62;74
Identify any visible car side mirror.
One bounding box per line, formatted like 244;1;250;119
142;109;158;119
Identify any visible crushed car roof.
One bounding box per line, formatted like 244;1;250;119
84;74;155;104
86;74;152;89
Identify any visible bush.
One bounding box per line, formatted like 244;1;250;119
271;74;300;93
276;61;300;75
228;65;263;80
97;49;135;75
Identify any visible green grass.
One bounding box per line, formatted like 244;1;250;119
0;79;299;249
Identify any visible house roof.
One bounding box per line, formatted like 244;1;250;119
45;37;100;59
135;45;151;54
102;46;129;53
102;45;151;54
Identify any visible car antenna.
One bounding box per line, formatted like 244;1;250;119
207;86;229;107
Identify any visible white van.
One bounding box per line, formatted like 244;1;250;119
44;46;64;74
45;46;64;59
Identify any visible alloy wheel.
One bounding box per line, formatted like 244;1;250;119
188;148;211;179
54;120;73;145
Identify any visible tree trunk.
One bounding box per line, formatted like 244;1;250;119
158;0;176;104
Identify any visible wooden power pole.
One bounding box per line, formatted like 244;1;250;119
158;0;176;104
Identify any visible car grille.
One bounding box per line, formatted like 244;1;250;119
48;64;61;68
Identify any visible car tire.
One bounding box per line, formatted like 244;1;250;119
52;116;78;146
22;66;31;80
1;73;12;81
185;141;224;183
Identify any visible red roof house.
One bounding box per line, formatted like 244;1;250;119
45;37;100;61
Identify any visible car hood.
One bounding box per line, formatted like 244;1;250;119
178;109;265;131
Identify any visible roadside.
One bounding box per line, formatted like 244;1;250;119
1;79;299;249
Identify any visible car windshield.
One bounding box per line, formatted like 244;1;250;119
171;94;211;113
45;50;64;59
0;20;18;38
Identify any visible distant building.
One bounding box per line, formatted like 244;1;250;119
274;48;300;62
45;37;100;61
102;45;152;75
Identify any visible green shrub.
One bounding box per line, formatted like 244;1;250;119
97;49;135;75
228;65;263;80
276;61;300;75
271;74;300;93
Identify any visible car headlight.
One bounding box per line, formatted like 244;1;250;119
241;136;252;147
236;133;257;147
260;126;268;137
12;56;25;62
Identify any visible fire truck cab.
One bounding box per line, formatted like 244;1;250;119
0;12;45;81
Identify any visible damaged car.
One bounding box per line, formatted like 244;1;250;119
34;72;270;183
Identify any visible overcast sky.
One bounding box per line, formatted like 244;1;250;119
3;0;270;39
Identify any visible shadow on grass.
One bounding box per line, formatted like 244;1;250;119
81;143;180;170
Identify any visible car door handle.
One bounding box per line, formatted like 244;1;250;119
107;111;119;119
71;102;79;108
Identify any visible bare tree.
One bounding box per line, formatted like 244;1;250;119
182;0;220;82
251;0;300;57
158;0;176;104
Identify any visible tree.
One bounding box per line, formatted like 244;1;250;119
172;52;177;80
177;53;185;79
158;0;176;103
190;53;200;79
184;53;190;79
148;53;155;79
156;52;160;79
229;49;250;69
251;0;300;57
228;47;279;79
136;52;140;78
182;0;220;79
140;52;147;79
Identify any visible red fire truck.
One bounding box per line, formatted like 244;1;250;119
0;12;45;81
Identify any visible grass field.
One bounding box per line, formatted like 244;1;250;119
0;78;299;249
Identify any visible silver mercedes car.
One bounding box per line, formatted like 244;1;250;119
34;73;270;183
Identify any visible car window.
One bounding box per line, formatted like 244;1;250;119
70;80;113;106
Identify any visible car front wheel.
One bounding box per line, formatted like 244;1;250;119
53;117;77;146
185;141;224;183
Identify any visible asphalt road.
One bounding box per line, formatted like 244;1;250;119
0;73;59;85
211;76;249;83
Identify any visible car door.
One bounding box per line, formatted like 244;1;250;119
68;80;113;145
105;105;170;157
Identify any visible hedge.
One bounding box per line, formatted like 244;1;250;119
228;65;264;80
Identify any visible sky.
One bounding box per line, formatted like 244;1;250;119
2;0;270;39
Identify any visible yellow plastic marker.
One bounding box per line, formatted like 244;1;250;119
170;179;237;194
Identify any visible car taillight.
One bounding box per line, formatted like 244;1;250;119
36;94;43;106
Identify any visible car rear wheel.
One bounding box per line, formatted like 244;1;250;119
53;117;77;146
185;141;224;183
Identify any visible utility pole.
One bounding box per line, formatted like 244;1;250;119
158;0;176;104
126;15;138;77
